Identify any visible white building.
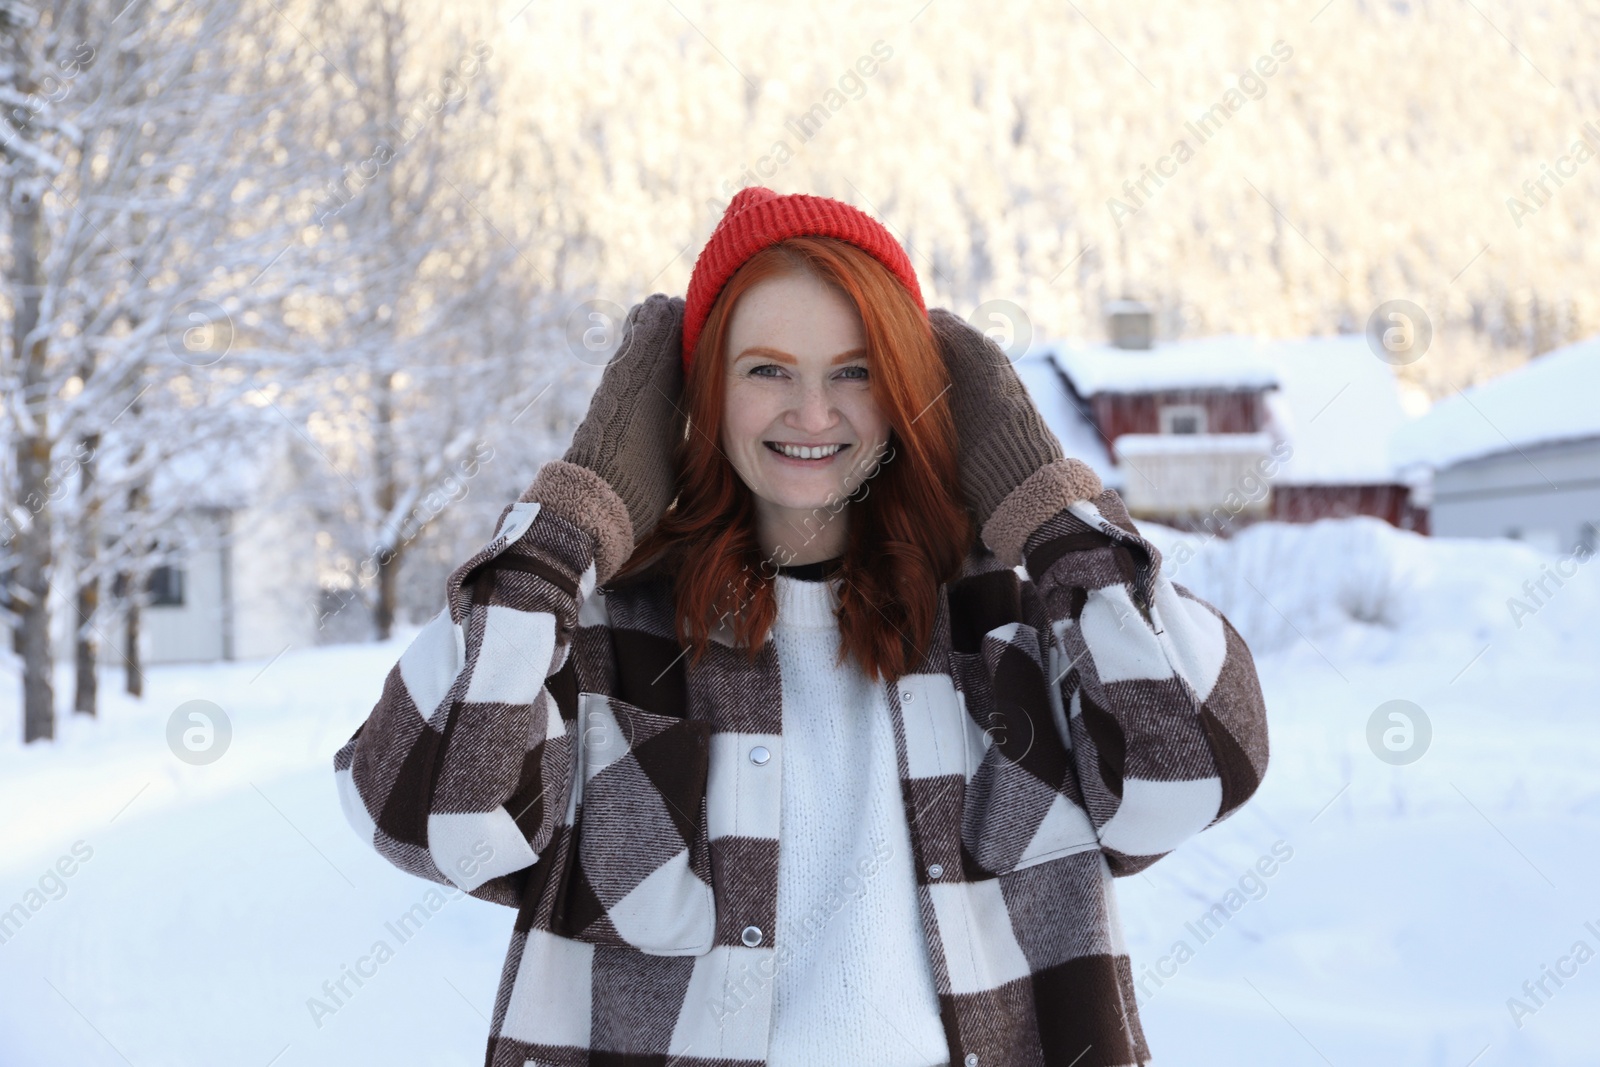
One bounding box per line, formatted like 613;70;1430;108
69;428;324;667
1391;335;1600;553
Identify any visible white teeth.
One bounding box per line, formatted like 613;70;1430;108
772;442;844;460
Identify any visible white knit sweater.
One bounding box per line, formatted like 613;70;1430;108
763;566;948;1067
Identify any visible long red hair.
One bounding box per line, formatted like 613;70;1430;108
608;236;974;683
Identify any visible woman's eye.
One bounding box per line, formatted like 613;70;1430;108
745;364;867;380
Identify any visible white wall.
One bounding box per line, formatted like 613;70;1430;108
86;510;233;666
144;542;229;663
229;490;322;661
81;434;324;668
1430;436;1600;553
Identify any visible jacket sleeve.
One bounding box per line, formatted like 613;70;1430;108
332;460;637;906
983;458;1271;877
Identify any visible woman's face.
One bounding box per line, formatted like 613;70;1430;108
720;269;891;559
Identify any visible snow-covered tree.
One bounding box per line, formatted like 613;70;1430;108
2;0;312;738
268;0;583;642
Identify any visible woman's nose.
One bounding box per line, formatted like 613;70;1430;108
787;378;838;432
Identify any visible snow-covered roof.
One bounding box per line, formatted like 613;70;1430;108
1115;431;1276;457
1391;335;1600;470
1012;348;1121;488
95;422;289;511
152;436;280;510
1259;336;1415;485
1048;335;1281;395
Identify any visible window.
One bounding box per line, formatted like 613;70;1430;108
148;565;185;607
109;564;187;604
1160;403;1207;435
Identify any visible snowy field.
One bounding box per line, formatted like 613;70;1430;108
1;517;1596;1066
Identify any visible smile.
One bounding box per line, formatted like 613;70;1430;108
765;441;849;462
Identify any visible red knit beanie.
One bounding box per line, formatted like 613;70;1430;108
681;186;926;375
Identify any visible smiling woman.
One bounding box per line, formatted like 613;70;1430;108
335;186;1270;1067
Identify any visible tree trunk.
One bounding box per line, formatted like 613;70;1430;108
74;578;99;714
122;480;147;697
373;367;398;640
10;179;56;742
74;431;101;715
16;437;55;742
376;547;399;640
123;589;142;698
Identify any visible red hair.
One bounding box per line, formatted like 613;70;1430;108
608;236;974;683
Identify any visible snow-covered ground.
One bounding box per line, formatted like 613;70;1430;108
2;517;1597;1066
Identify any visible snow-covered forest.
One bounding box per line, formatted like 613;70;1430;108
5;0;1599;740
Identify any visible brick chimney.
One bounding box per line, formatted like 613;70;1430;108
1105;299;1153;350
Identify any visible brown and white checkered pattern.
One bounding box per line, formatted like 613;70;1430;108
334;458;1269;1067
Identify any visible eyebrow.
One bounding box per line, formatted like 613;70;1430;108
734;346;869;365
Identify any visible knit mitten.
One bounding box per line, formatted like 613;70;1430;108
563;294;686;545
927;307;1065;531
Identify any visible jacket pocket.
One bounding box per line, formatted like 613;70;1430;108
939;643;1102;878
551;691;716;955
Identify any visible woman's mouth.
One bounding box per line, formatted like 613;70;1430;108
765;441;850;465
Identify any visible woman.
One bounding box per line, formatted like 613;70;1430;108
335;187;1270;1067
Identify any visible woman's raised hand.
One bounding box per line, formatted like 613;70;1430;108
562;293;687;545
927;307;1066;534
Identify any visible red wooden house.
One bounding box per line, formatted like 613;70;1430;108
1016;302;1428;535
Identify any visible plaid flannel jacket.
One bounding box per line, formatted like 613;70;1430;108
334;455;1270;1067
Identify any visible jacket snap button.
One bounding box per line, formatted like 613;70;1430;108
748;745;771;765
964;1054;979;1066
741;924;763;946
927;863;944;879
901;690;914;702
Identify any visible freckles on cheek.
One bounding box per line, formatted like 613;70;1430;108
721;395;757;455
725;381;775;441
